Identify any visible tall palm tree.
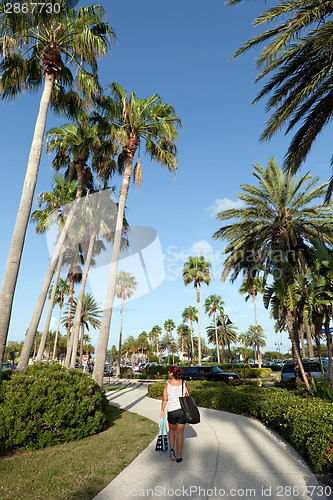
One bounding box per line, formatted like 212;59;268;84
176;323;190;362
182;305;198;361
182;256;211;366
0;3;114;373
242;325;266;365
214;159;333;284
93;83;182;387
64;292;102;368
204;295;224;363
136;331;149;361
227;0;333;197
115;271;137;376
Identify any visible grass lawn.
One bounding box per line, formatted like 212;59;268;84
0;405;158;500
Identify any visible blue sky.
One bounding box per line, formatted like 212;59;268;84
1;0;332;355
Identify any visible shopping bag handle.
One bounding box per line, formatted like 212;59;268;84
160;417;168;437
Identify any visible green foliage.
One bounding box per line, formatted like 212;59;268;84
148;381;333;473
0;363;108;452
309;377;333;401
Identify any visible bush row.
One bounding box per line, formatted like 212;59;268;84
148;380;333;473
0;363;108;452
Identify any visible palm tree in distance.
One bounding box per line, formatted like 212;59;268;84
93;83;182;387
241;326;266;366
161;320;176;364
183;257;211;366
204;295;224;363
49;277;70;361
0;3;114;373
115;271;137;376
227;0;333;197
182;306;198;361
239;276;264;367
149;325;162;358
63;292;102;368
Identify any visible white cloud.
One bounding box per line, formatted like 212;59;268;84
207;198;244;217
189;240;214;261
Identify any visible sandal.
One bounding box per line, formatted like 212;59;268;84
170;449;175;461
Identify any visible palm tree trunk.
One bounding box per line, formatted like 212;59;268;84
300;323;306;358
69;232;96;368
286;308;310;391
116;294;124;377
66;277;75;348
324;312;333;390
36;251;64;362
189;318;194;361
52;304;62;361
79;323;85;369
196;283;202;366
17;196;80;371
305;323;314;357
93;149;135;387
0;73;54;374
214;310;220;363
314;321;325;375
254;292;262;368
221;342;226;363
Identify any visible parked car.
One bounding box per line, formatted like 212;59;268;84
280;360;328;381
104;365;113;377
181;365;239;382
2;362;14;371
133;363;146;372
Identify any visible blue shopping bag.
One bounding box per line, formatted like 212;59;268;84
155;417;168;452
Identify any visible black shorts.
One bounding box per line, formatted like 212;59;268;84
168;409;185;425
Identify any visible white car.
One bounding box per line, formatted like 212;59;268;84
280;361;327;381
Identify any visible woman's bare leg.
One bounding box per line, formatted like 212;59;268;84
176;423;185;458
169;422;176;450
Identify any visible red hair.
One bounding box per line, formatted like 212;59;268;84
168;366;183;380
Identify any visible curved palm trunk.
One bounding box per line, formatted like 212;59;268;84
221;341;226;363
196;283;202;366
66;278;75;347
69;232;96;368
214;310;220;363
116;293;124;377
300;323;306;358
36;251;64;361
93;147;136;387
253;290;262;368
52;303;63;361
0;73;54;374
18;197;80;371
314;322;325;375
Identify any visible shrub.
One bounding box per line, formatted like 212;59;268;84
0;363;108;452
148;380;333;473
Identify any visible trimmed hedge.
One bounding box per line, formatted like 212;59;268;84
148;380;333;473
0;363;108;452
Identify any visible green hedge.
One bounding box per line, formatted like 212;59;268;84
148;380;333;473
0;363;108;452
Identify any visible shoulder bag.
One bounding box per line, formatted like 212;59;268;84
179;381;200;424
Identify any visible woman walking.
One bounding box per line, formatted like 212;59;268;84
160;366;189;463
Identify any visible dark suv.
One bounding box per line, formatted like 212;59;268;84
181;365;239;382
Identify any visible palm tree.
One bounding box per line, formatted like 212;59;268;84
49;278;70;361
115;271;137;376
204;295;224;363
182;256;211;366
242;325;266;366
93;83;182;387
136;331;150;361
161;320;176;364
149;325;162;357
0;4;114;373
176;323;190;362
227;0;333;197
182;306;198;361
214;159;333;284
64;293;102;368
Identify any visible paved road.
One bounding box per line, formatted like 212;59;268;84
94;380;330;500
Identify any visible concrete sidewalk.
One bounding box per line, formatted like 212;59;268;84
94;381;330;500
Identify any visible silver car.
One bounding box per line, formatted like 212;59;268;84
280;361;327;381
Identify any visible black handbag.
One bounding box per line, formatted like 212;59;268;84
179;381;200;424
155;417;168;452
